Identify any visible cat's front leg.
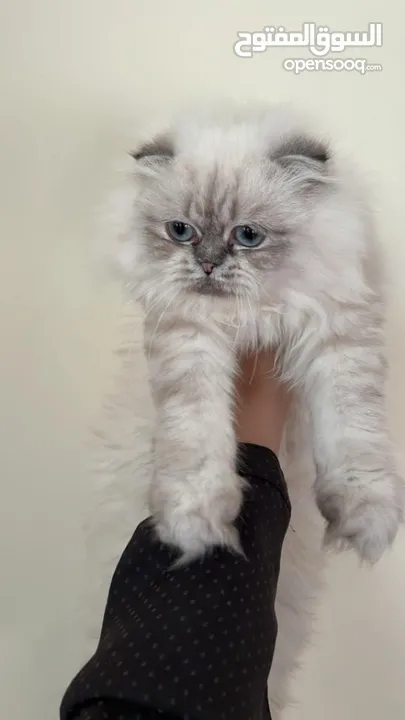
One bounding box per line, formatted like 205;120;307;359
301;323;404;563
145;312;242;560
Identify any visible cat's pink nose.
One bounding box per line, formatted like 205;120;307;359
202;262;215;275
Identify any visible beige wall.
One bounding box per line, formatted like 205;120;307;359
1;2;404;718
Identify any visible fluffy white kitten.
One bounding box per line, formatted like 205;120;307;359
112;104;403;566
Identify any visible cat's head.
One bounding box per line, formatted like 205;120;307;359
115;106;368;309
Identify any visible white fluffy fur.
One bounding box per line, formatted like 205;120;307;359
88;105;404;716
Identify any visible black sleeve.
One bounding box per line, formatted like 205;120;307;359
60;443;291;720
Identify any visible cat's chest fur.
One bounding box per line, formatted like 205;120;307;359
168;295;294;353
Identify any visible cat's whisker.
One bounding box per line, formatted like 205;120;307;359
234;291;242;348
147;288;180;359
133;281;167;307
248;349;259;386
244;289;259;349
141;283;177;321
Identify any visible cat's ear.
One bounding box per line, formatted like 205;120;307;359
129;134;174;177
271;135;331;189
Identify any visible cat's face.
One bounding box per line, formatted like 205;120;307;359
124;111;337;307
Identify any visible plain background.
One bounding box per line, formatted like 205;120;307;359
1;2;405;719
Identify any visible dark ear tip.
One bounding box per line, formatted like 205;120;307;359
314;146;330;163
273;135;331;164
129;135;175;163
129;150;143;161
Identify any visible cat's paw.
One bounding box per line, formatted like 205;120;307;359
316;469;405;563
150;470;244;561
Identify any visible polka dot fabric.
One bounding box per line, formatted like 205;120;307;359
61;444;291;720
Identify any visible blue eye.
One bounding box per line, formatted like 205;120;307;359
166;221;196;243
232;225;264;248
